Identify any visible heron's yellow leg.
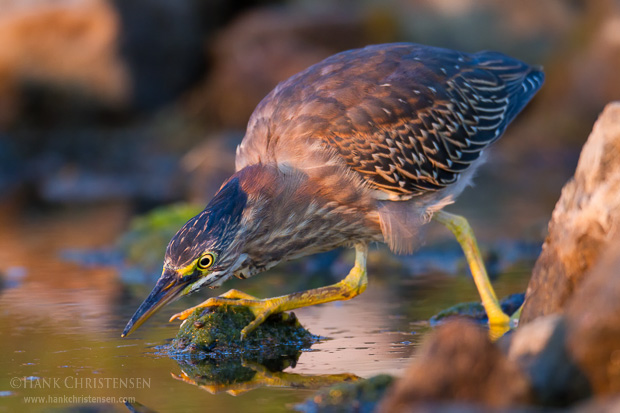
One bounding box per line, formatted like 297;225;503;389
433;210;511;330
170;244;368;339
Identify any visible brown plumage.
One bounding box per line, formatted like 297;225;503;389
122;43;543;338
237;43;544;253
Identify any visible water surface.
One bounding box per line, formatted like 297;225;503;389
0;202;532;412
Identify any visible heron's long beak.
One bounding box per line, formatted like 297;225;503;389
121;268;189;337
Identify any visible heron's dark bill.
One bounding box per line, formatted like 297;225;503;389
121;269;187;337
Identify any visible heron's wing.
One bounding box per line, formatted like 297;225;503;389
238;43;544;200
318;45;544;199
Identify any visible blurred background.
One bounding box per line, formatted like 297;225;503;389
1;0;620;411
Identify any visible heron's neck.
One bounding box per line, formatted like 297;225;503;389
230;164;380;272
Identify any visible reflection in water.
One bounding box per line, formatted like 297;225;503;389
171;356;358;396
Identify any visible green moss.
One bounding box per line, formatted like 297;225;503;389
295;374;395;413
169;305;314;362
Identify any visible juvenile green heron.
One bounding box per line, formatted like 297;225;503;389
122;43;543;338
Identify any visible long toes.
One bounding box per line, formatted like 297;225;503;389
169;312;184;322
240;306;277;340
169;309;195;322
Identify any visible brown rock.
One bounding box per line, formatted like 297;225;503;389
508;316;591;406
521;102;620;323
377;320;531;412
565;240;620;395
0;0;130;125
507;314;562;366
505;238;620;404
572;395;620;413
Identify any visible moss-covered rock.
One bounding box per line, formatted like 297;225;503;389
295;374;395;413
169;305;315;362
429;292;524;326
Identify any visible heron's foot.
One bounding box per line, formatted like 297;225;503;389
487;307;511;326
170;289;291;339
169;289;261;320
480;295;511;341
487;299;518;340
486;306;519;340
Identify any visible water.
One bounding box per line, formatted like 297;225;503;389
0;194;534;412
0;123;575;410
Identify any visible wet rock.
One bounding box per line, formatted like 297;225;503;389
295;374;394;413
521;102;620;323
505;275;620;406
508;317;591;407
170;305;315;362
430;292;524;326
564;240;620;395
377;320;532;412
507;314;563;368
504;240;620;406
168;310;357;396
498;103;620;407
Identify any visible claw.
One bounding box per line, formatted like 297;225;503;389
169;309;194;322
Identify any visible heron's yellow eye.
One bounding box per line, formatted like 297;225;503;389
197;253;215;270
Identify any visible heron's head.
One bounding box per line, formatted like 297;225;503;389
122;175;252;337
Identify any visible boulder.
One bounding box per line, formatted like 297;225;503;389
170;305;314;362
377;320;531;412
508;316;591;406
564;240;620;395
521;102;620;323
506;239;620;405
